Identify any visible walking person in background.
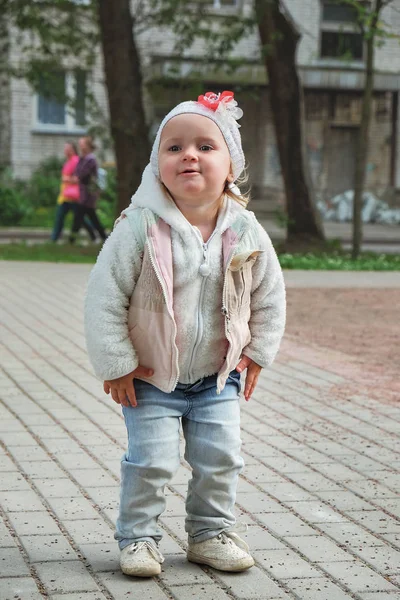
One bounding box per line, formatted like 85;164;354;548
84;91;286;577
51;141;96;242
69;136;107;243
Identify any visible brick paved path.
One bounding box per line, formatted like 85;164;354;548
0;262;399;600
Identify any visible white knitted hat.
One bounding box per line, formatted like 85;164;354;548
150;91;245;181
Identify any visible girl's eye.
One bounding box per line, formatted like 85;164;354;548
200;145;212;151
168;145;181;152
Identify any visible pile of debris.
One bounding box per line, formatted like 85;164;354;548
317;190;400;225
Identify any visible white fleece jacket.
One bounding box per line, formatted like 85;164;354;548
85;166;286;384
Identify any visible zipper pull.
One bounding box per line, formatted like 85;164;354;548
199;244;210;277
221;306;231;333
199;263;211;277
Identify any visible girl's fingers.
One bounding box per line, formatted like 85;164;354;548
236;355;252;373
125;384;137;408
118;387;129;407
110;388;120;405
244;374;252;399
250;380;257;399
110;386;134;407
103;381;110;394
245;383;255;401
135;366;154;378
244;381;252;400
244;366;260;401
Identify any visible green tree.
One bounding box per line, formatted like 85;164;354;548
0;8;11;173
150;0;325;247
97;0;150;215
1;0;150;216
1;0;98;88
255;0;324;247
339;0;396;258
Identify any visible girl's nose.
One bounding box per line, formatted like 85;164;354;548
182;148;198;161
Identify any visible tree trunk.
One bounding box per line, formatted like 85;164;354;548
352;0;383;259
255;0;324;247
97;0;150;216
0;10;11;173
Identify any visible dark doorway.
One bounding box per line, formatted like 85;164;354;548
327;126;358;198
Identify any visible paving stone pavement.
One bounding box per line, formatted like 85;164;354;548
0;261;399;600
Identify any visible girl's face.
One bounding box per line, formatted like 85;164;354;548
158;114;232;207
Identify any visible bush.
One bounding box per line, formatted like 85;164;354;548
0;170;31;225
98;165;117;227
99;166;117;204
19;206;56;228
97;199;116;230
0;186;30;226
33;155;64;180
28;156;63;208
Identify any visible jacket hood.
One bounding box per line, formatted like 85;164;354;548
124;163;246;239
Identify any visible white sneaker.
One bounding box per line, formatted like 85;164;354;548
120;541;164;577
187;531;255;572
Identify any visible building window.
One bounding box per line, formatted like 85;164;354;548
38;72;66;126
321;30;363;60
35;70;87;131
320;1;365;61
322;2;359;22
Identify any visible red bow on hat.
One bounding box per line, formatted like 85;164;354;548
197;91;235;111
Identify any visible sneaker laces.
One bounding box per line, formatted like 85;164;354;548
217;531;250;553
229;521;248;534
128;541;165;564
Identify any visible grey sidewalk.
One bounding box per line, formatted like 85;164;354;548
0;261;399;600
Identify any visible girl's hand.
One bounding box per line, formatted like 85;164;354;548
235;355;262;401
103;366;154;408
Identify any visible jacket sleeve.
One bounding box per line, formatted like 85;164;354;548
243;224;286;368
84;217;143;380
77;156;97;184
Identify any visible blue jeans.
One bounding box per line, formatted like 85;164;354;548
70;206;107;242
115;371;243;550
51;202;96;242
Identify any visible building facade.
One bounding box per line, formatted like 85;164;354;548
4;0;400;209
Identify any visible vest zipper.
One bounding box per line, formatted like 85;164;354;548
221;225;248;331
218;227;249;392
221;246;236;338
147;237;180;389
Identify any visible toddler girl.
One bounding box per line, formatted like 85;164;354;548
85;91;286;577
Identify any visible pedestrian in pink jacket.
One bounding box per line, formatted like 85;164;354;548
85;92;286;577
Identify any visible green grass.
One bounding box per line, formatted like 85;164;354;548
0;243;399;270
279;251;400;271
0;242;101;263
3;204;115;230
